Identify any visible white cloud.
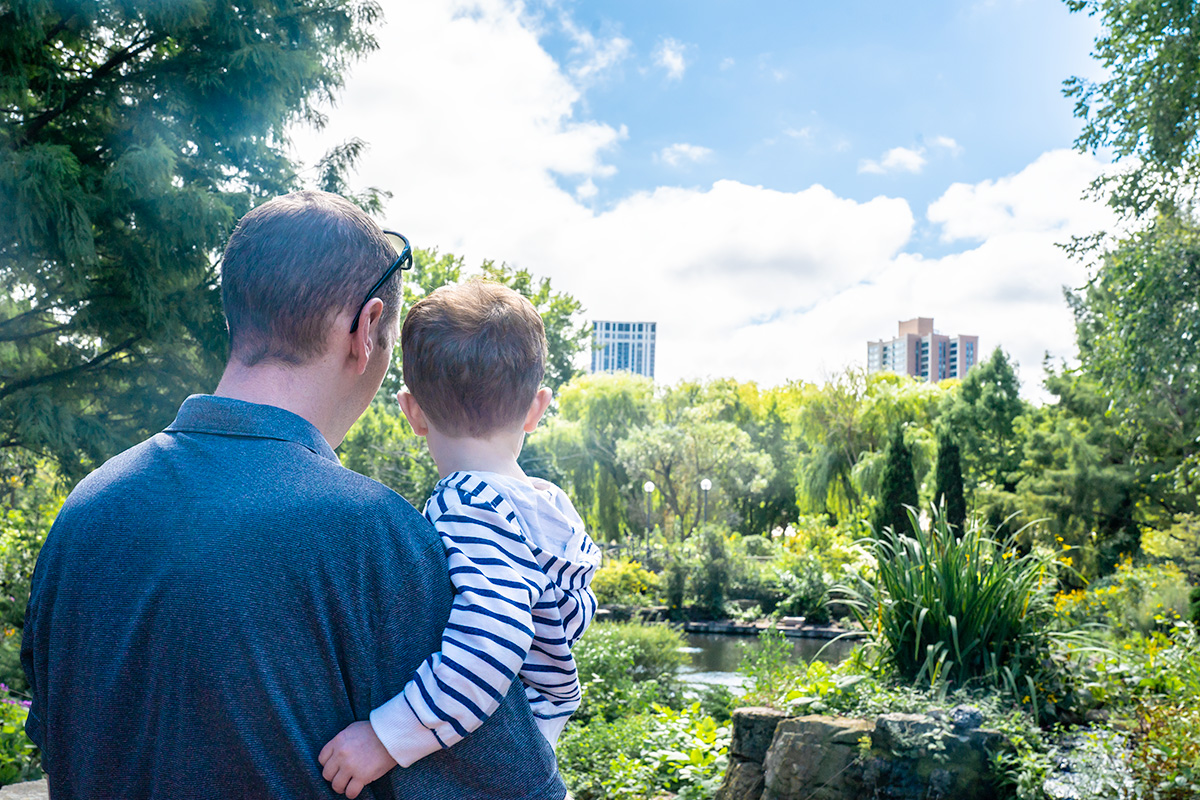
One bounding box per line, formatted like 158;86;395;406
928;135;963;156
290;1;1113;397
656;143;713;167
653;38;688;81
560;15;631;84
859;146;928;175
720;57;735;70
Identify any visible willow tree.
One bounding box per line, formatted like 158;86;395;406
0;0;383;478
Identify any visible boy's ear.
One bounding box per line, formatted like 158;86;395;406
522;387;554;434
396;390;430;437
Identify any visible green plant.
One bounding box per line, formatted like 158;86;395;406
1054;560;1191;636
663;557;687;619
0;690;40;785
693;526;730;618
739;628;801;705
773;552;832;623
1189;582;1200;628
843;512;1085;719
572;622;685;724
592;557;659;606
596;703;729;800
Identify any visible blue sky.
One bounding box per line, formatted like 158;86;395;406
292;0;1115;395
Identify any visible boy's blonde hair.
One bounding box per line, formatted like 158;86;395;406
401;280;547;437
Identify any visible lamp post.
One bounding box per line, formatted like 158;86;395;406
643;480;655;562
700;478;712;525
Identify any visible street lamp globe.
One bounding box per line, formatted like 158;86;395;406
700;478;712;492
643;480;655;494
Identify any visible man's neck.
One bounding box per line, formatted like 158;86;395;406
214;360;352;447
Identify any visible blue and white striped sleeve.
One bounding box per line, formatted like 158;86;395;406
369;490;549;767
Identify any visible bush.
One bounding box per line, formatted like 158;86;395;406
560;703;728;800
1131;700;1200;799
843;513;1083;720
1189;582;1200;627
772;552;831;623
572;622;685;724
1054;560;1191;636
692;526;730;618
592;557;659;606
0;690;40;785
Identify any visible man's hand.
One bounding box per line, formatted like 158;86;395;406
319;720;398;799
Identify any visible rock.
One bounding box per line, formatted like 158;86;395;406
872;713;944;756
761;715;873;800
950;705;985;731
0;780;49;799
714;760;766;800
731;707;789;763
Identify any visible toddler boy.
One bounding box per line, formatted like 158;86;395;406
319;281;601;798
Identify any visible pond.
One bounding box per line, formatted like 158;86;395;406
678;631;858;693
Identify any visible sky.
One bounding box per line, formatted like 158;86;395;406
290;0;1117;397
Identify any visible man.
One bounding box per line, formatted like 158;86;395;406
21;191;566;800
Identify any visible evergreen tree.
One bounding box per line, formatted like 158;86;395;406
871;422;919;540
933;427;967;536
0;0;383;478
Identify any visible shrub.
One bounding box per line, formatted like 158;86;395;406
843;512;1083;720
1054;560;1191;636
572;622;685;724
692;526;730;618
0;689;40;785
592;557;659;606
772;552;831;623
1189;582;1200;627
1131;700;1200;799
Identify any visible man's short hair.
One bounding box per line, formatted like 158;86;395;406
402;281;546;437
221;190;400;366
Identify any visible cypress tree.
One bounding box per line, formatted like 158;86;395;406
0;1;383;479
871;422;919;540
934;428;968;536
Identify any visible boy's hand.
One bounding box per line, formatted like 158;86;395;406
319;720;398;798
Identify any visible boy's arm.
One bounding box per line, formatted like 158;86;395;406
368;499;548;768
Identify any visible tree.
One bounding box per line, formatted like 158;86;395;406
0;0;383;478
337;401;438;507
615;410;775;535
1067;216;1200;521
380;247;589;398
870;422;919;539
1065;0;1200;216
939;348;1026;492
527;372;655;540
933;427;967;535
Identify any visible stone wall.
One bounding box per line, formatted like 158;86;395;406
716;706;1005;800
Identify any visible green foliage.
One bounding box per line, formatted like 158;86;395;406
0;0;384;478
572;622;685;725
940;348;1027;493
1191;582;1200;627
870;423;919;540
559;703;729;800
1053;560;1191;637
845;514;1080;716
933;428;967;535
1132;700;1200;799
616;409;774;535
336;401;437;506
692;526;730;618
1065;0;1200;216
591;558;659;606
772;552;832;624
1067;215;1200;523
0;693;40;786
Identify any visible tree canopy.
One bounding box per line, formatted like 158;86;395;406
0;0;383;478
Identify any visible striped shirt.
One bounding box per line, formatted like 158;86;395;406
370;471;601;767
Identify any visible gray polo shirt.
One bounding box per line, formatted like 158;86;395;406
21;395;565;799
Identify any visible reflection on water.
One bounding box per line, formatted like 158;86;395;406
678;631;857;694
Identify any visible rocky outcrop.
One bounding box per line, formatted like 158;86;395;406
716;706;1006;800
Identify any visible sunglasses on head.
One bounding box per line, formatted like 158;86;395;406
349;231;412;333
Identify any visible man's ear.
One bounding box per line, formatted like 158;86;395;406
397;390;430;437
349;298;385;375
522;387;554;434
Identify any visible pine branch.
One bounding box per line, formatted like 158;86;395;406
0;322;75;343
21;33;166;143
0;336;140;401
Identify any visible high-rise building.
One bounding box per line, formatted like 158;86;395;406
867;317;978;383
590;320;656;379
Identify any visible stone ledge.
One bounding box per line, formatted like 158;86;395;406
0;780;48;799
